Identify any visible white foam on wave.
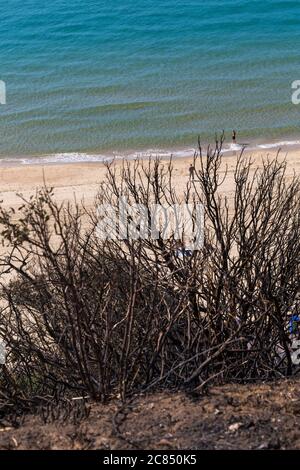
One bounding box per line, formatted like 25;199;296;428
0;148;197;166
221;140;300;154
257;140;300;149
20;152;111;165
1;140;300;166
221;143;248;153
112;147;196;161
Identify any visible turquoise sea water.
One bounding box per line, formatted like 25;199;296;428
1;0;300;163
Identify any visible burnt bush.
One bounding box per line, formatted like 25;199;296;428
0;138;300;418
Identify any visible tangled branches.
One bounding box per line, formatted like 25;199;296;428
0;138;300;419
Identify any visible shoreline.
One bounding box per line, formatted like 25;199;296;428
1;137;300;168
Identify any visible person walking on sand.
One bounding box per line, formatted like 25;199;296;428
189;163;195;180
232;130;237;144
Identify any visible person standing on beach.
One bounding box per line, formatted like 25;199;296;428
232;130;237;143
189;163;195;180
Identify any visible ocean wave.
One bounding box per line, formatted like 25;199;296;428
1;140;300;166
16;153;111;165
0;149;196;166
257;140;300;149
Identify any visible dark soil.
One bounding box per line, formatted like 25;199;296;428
1;378;300;450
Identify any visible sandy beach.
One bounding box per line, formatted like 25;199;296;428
0;147;299;212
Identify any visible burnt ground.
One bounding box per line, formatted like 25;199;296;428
1;378;300;450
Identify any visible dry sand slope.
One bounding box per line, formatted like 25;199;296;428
1;378;300;450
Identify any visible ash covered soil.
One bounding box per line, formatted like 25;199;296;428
1;378;300;450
